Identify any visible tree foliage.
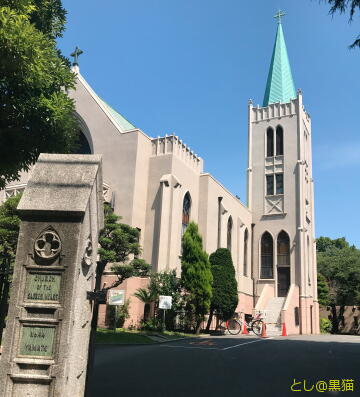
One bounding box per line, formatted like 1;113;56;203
98;204;150;290
181;222;212;334
0;194;21;261
148;270;182;310
208;248;238;321
317;273;330;306
317;236;360;333
0;0;78;188
135;270;183;328
317;236;360;306
320;0;360;48
0;194;21;343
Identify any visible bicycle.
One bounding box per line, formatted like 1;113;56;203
242;312;264;336
216;313;242;335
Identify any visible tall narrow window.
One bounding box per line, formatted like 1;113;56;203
276;126;284;156
277;231;290;266
243;228;248;277
266;175;274;195
261;232;273;279
227;216;233;252
275;174;284;194
182;192;191;237
266;128;274;157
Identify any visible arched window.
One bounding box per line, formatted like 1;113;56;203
227;216;233;252
243;228;248;277
277;231;290;266
261;232;273;279
276;126;284;156
266;127;274;157
182;192;191;236
75;130;92;154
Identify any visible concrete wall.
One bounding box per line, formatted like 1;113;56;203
319;306;360;335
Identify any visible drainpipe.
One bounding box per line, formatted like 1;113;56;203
217;197;223;249
251;223;256;308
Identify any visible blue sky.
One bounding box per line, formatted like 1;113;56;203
58;0;360;248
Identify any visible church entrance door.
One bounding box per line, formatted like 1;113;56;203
277;267;290;297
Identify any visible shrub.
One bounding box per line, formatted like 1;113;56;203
320;317;332;334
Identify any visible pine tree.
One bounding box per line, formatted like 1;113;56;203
181;222;212;334
208;248;238;326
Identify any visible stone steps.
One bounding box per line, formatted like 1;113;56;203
262;297;286;335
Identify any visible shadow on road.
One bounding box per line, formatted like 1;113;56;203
90;334;360;397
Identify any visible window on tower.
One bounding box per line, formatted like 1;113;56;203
266;128;274;157
266;175;274;195
276;174;284;194
243;228;248;277
277;231;290;266
261;232;274;279
276;126;284;156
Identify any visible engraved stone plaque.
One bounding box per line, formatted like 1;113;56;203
26;273;61;302
19;326;55;357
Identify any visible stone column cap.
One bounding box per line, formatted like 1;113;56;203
18;153;102;218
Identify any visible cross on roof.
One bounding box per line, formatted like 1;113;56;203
274;10;285;24
70;46;83;66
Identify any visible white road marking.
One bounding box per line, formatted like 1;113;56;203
222;337;273;350
160;337;274;351
160;345;220;350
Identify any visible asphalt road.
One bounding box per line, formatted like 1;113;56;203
90;334;360;397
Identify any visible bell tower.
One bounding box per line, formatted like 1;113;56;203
248;12;319;334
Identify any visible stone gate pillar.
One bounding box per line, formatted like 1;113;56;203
0;154;103;397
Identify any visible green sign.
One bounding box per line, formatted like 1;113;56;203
19;326;55;357
26;273;61;301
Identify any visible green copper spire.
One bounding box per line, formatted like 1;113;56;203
263;11;296;107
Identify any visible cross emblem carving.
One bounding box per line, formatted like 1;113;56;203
267;197;283;214
274;10;285;24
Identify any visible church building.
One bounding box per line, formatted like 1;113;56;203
1;16;319;334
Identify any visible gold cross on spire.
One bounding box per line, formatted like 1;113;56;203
274;10;285;24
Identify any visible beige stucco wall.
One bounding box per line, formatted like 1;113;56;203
198;173;253;297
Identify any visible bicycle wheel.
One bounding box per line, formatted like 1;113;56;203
216;320;226;334
227;319;242;335
251;319;263;336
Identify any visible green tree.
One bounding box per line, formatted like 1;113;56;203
97;204;150;289
135;270;182;328
206;248;238;331
317;236;349;252
317;273;330;306
0;0;78;189
319;0;360;48
317;236;360;332
181;222;212;334
0;194;21;261
133;288;156;322
0;194;21;342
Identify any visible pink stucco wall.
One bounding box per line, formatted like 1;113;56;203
236;293;254;315
281;284;300;335
254;284;275;312
98;276;149;329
